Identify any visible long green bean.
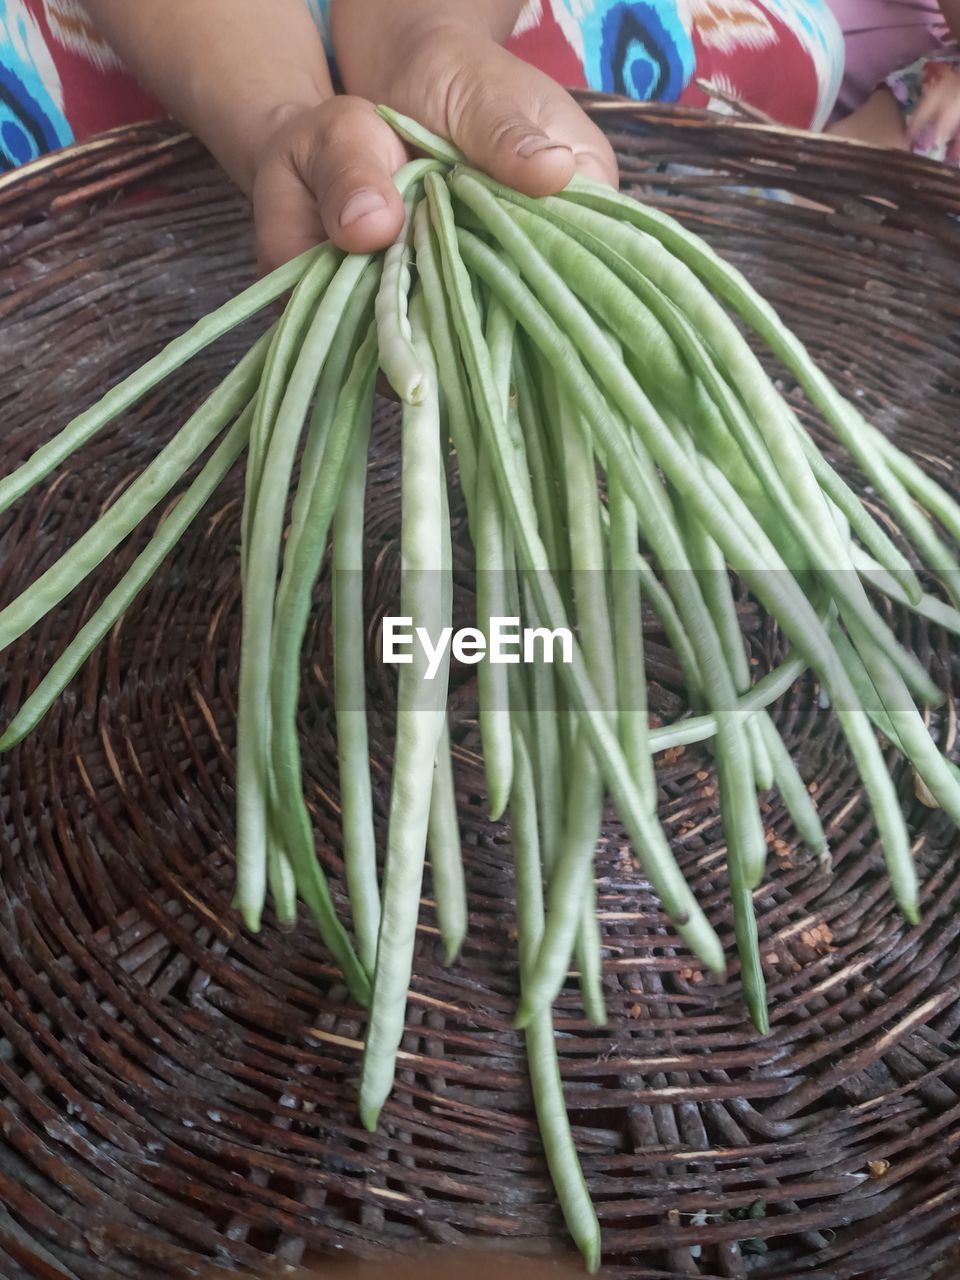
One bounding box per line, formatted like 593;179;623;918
520;584;566;876
413;202;479;516
670;457;826;859
513;344;565;573
850;546;960;637
428;468;466;966
376;105;466;166
874;433;960;558
267;326;379;1004
359;292;450;1130
609;476;657;811
511;726;602;1271
846;608;960;830
828;625;960;801
697;444;960;830
236;252;374;932
633;554;705;708
288;266;380;562
0;329;271;654
333;372;380;979
488;185;940;710
240;149;434;932
453;205;915;924
531;189;922;602
281;154;440;572
242;251;341;580
551;375;615;1026
474;298;517;821
670;506;770;1011
757;714;828;862
426;172;726;975
521;353;605;1021
559;174;960;601
728;836;769;1035
260;265;381;936
676;483;773;792
266;827;298;928
645;645;805;752
376;201;428;404
429;722;467;965
0;249;324;517
455;175;772;908
0;400;255;749
828;625;960;810
680;450;829;855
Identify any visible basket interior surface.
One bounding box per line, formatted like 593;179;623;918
1;110;959;1280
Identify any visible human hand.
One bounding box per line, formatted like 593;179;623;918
251;1;618;273
906;60;960;164
332;1;619;203
251;95;411;273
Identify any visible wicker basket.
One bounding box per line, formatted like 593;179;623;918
1;104;959;1280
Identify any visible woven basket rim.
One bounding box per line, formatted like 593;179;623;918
6;94;959;200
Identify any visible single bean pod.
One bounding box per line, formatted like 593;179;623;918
359;290;450;1130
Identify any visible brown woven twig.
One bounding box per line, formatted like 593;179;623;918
0;107;959;1280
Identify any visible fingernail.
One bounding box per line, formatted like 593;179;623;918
516;134;572;158
339;189;387;228
912;128;933;154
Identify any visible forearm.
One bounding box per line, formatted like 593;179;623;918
331;0;524;96
82;0;332;191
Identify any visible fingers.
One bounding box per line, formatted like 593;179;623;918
253;151;327;275
906;92;941;153
448;94;578;195
254;96;408;273
907;73;960;160
253;40;620;276
445;48;619;193
382;35;618;195
302;97;409;253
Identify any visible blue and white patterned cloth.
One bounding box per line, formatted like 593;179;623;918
1;0;72;167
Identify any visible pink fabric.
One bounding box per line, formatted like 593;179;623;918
829;0;955;113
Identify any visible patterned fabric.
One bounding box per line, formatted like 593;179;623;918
0;0;861;173
885;51;960;164
829;0;953;116
1;0;161;168
1;1;72;166
506;0;844;129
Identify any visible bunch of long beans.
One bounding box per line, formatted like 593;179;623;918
2;108;960;1268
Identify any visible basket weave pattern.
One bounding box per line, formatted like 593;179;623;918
1;108;959;1279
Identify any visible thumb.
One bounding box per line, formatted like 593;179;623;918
305;97;409;253
451;99;576;197
253;96;407;273
439;47;616;195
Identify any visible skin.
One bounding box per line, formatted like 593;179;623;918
905;64;960;162
81;0;617;271
79;0;960;265
830;72;960;163
828;88;909;150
